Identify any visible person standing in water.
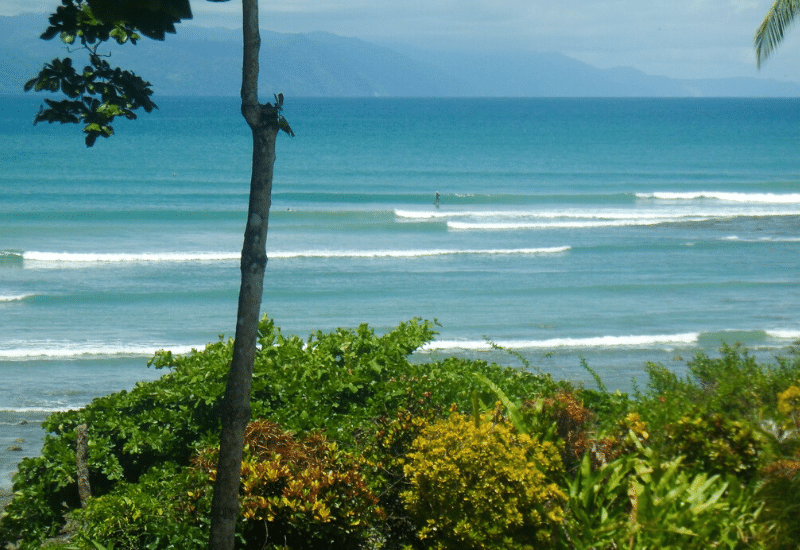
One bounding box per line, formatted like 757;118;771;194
435;191;440;207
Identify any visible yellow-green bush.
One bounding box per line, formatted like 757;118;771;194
401;405;565;549
777;382;800;431
192;420;383;549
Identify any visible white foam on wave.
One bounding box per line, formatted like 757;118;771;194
722;236;800;243
21;248;570;263
394;209;455;219
23;251;240;263
423;333;700;351
638;191;800;204
0;406;67;415
447;219;687;230
398;208;701;221
766;329;800;340
0;342;198;360
402;205;800;232
0;294;33;302
271;247;570;258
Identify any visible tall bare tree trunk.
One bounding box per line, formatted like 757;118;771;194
209;0;279;548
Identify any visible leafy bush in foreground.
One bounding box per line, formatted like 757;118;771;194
4;320;800;549
641;343;800;430
561;440;763;549
0;317;559;549
401;405;565;549
73;420;382;550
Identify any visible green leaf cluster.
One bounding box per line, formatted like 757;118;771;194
665;413;765;481
69;464;209;550
24;0;157;146
642;343;800;423
562;444;763;549
41;0;142;46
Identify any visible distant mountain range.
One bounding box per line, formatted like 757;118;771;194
3;13;799;97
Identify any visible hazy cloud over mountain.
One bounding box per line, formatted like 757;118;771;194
2;12;799;98
4;0;800;83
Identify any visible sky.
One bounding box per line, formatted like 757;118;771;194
4;0;800;82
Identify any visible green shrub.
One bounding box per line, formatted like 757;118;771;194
562;439;764;549
752;380;800;549
73;420;382;550
401;405;565;549
361;406;439;549
0;317;559;549
664;412;766;481
195;420;382;549
757;456;800;549
70;463;209;550
643;344;800;424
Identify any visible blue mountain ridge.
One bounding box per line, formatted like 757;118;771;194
2;13;798;97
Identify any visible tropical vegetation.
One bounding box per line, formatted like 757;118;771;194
755;0;800;67
1;317;799;549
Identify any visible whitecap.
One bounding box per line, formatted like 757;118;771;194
0;294;32;302
422;333;699;351
22;251;240;263
270;247;570;259
638;191;800;204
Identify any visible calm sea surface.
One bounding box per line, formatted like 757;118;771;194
2;96;800;486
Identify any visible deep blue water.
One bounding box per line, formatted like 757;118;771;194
2;96;800;486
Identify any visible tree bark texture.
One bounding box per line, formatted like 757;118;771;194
76;423;91;508
209;1;279;548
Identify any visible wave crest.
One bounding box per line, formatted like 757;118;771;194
0;343;198;360
23;251;240;263
637;191;800;203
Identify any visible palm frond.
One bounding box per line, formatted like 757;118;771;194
755;0;800;68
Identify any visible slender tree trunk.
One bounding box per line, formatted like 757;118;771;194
75;423;91;508
209;1;279;548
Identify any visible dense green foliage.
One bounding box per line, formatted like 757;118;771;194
1;320;800;549
72;420;382;550
0;318;561;548
402;405;565;549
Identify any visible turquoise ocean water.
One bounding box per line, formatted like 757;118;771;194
2;95;800;487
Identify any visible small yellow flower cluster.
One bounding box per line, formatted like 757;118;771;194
777;382;800;430
401;408;565;549
622;412;650;441
778;383;800;416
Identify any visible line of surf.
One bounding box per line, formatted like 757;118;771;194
447;219;690;230
0;294;33;302
0;407;70;415
22;251;241;263
423;329;800;351
270;247;570;259
423;333;700;351
19;247;570;263
0;343;199;360
398;206;800;222
397;209;682;220
637;191;800;203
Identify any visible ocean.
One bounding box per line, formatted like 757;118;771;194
2;95;800;488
